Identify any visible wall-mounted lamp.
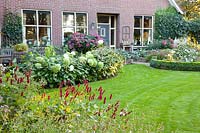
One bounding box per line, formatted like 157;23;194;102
91;22;96;30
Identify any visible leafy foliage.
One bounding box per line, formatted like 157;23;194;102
177;0;200;20
1;12;22;48
150;59;200;71
13;43;29;52
147;39;176;50
24;46;124;88
172;43;199;62
154;7;188;40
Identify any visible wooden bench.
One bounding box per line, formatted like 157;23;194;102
0;48;13;64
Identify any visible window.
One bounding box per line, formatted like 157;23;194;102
133;16;153;46
62;12;87;39
22;10;52;46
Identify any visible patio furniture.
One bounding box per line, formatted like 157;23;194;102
0;48;13;64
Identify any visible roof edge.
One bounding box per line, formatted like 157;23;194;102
168;0;184;14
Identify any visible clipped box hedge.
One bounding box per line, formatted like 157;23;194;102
150;59;200;71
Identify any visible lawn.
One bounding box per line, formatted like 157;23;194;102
86;64;200;132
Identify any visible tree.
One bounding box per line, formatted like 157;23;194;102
177;0;200;20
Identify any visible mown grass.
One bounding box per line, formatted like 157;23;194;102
48;64;200;132
89;64;200;132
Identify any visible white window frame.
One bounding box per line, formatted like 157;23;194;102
62;11;88;42
21;9;52;46
133;15;153;47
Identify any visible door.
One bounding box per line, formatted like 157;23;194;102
98;24;110;46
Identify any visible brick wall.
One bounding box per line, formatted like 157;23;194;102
1;0;169;47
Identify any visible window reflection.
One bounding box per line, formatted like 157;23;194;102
134;16;142;28
63;13;74;27
23;10;51;46
23;10;36;25
144;16;152;28
133;16;153;46
39;11;51;25
76;13;87;26
62;12;88;40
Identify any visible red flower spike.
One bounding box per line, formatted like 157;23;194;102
110;94;112;100
10;79;13;85
48;95;50;101
14;73;17;81
98;94;102;100
0;78;2;84
67;80;71;86
65;91;69;98
98;86;102;92
60;88;62;98
103;97;106;104
78;83;80;88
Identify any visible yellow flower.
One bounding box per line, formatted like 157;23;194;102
65;106;71;113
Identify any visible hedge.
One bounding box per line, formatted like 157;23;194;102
150;59;200;71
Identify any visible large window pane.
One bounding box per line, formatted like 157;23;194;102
98;16;109;23
111;16;115;28
134;29;142;46
25;27;37;40
25;26;37;45
39;11;51;25
23;10;36;25
143;29;152;45
39;27;51;45
63;13;74;27
144;16;152;28
63;27;75;38
76;27;87;34
134;16;142;28
76;13;87;26
111;30;115;45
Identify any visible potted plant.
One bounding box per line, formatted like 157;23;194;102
13;43;29;63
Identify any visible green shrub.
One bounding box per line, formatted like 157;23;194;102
172;43;199;62
1;12;22;48
25;46;124;88
13;43;29;52
188;19;200;43
150;59;200;71
145;50;170;62
154;7;188;40
92;47;124;79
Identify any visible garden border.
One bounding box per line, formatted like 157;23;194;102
150;59;200;71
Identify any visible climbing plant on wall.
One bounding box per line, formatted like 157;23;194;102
1;11;22;48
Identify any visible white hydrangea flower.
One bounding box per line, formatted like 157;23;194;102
71;51;76;56
98;40;104;45
63;53;69;59
69;65;74;71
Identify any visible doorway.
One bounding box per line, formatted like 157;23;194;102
97;14;116;48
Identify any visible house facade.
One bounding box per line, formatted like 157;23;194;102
0;0;182;49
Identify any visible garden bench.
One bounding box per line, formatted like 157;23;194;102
0;48;13;64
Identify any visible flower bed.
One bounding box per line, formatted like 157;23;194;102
21;46;124;88
150;59;200;71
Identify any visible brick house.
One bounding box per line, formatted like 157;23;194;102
0;0;182;49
